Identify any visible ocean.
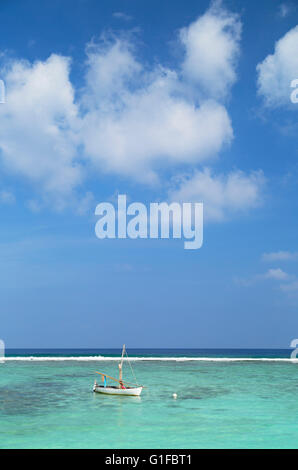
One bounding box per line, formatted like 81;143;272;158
0;348;298;449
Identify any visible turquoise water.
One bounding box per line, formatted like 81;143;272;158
1;350;298;449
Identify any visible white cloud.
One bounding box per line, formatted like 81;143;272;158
0;2;243;208
236;267;290;287
264;268;289;280
262;251;298;262
78;2;241;181
257;25;298;107
0;54;82;208
80;35;233;182
82;39;142;110
169;168;265;222
113;12;132;21
180;0;241;99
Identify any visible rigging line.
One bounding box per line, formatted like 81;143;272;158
126;350;138;384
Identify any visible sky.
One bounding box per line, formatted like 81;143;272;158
0;0;298;348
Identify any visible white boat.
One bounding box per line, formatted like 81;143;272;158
93;383;143;396
92;345;144;397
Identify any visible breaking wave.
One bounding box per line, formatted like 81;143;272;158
2;356;298;362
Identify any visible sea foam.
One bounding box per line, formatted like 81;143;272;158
3;356;298;362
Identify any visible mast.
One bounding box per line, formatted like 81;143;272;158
118;344;125;388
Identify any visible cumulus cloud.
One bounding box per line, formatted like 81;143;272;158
0;2;244;209
0;54;82;208
262;250;298;262
257;25;298;107
79;30;234;181
180;0;241;99
169;168;265;222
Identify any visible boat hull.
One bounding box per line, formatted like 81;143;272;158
93;384;143;396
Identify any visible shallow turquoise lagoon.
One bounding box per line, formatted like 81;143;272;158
1;357;298;448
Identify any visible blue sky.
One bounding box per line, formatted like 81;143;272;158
0;0;298;348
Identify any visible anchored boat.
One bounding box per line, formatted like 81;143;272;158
93;345;143;397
